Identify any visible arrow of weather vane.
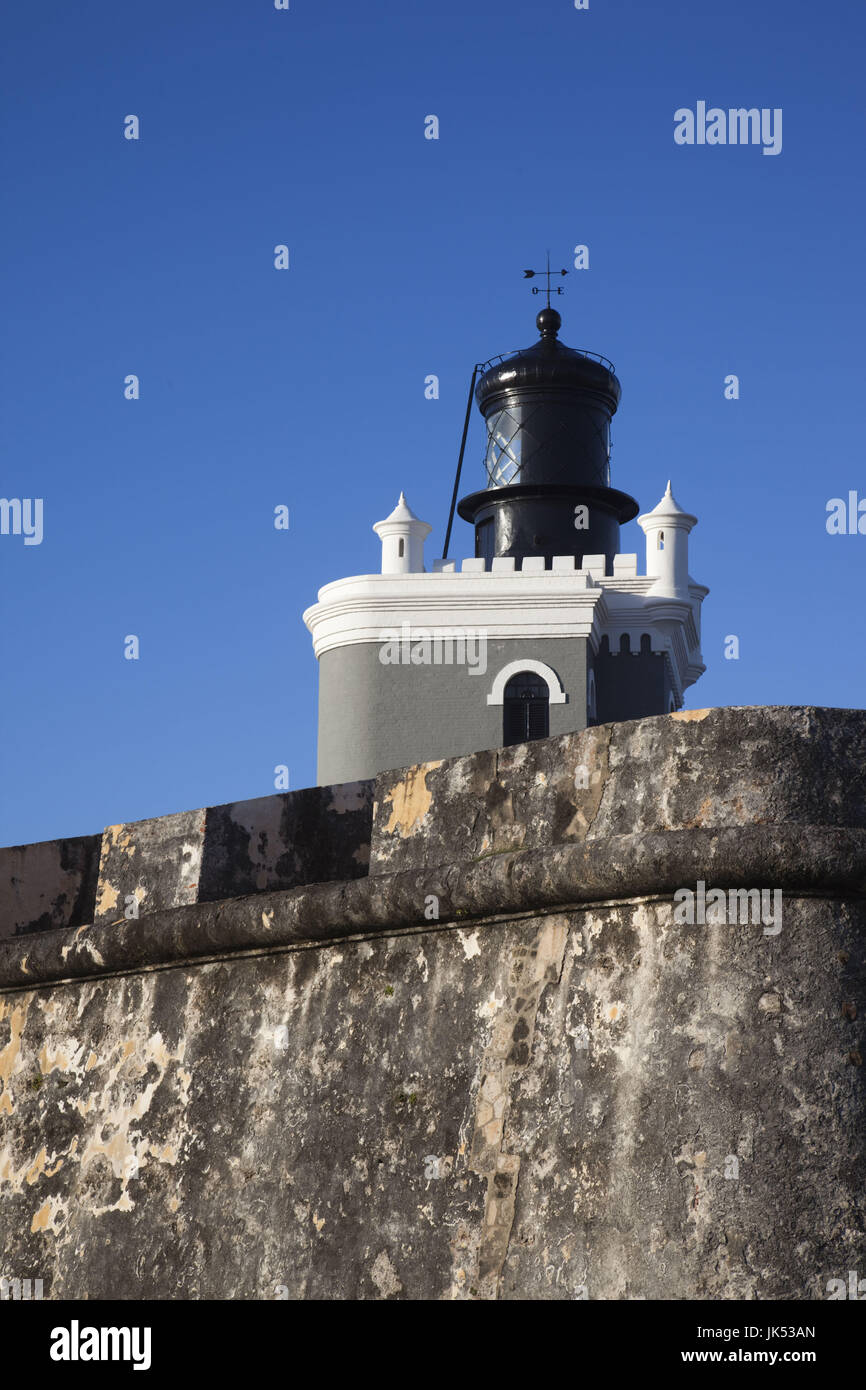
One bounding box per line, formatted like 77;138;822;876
523;257;569;307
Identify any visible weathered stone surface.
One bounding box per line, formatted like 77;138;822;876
0;891;862;1300
2;824;863;990
89;783;373;928
499;895;866;1300
0;836;100;941
198;781;372;901
369;706;866;874
0;706;864;1300
93;809;207;926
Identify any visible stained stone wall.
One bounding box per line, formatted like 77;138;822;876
369;704;866;875
0;781;373;941
0;835;100;940
0;707;864;1300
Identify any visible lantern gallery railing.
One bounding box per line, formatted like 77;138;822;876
478;345;616;374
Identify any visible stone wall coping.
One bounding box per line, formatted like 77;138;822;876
1;824;863;992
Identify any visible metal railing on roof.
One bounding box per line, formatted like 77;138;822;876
479;346;616;374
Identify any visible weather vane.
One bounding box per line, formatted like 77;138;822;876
523;253;568;307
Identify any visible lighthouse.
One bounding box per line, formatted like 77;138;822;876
304;303;708;785
457;302;638;571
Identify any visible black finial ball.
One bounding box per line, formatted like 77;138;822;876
536;306;561;337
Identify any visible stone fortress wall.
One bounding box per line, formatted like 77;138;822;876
0;706;863;1299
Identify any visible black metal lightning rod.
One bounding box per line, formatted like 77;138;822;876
442;362;481;560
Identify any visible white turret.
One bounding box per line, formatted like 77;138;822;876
372;492;432;575
637;481;697;597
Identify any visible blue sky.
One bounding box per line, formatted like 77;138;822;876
2;0;864;847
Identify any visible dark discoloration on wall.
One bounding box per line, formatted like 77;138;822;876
0;836;101;941
2;787;373;943
199;782;372;902
50;785;374;933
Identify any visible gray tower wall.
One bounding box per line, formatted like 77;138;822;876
592;636;676;723
316;636;590;785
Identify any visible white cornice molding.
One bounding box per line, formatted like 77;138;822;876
303;563;708;695
303;572;605;654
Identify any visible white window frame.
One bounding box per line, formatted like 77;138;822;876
486;659;567;707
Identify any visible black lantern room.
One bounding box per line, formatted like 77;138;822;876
457;307;639;571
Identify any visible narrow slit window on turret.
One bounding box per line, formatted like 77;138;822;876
658;531;664;550
503;672;550;746
398;538;404;557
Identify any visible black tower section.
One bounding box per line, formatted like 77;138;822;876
457;307;639;571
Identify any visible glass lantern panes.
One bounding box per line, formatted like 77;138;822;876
484;410;522;487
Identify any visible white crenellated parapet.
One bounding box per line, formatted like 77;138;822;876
306;482;708;728
581;555;606;579
637;481;697;597
305;546;708;702
373;493;432;574
430;554;639;581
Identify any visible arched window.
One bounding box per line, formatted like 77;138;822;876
503;671;550;746
658;531;665;551
398;538;405;557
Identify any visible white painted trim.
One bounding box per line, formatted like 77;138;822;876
303;573;604;655
302;563;708;700
486;659;567;707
